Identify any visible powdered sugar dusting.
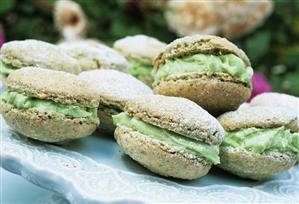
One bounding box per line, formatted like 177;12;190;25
78;69;153;107
59;43;128;71
0;39;81;74
114;34;166;64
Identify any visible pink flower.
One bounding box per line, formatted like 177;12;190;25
249;72;272;101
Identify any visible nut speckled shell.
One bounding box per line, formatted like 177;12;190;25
114;34;167;65
154;35;250;69
251;92;299;113
218;106;298;132
115;126;212;180
0;39;81;74
218;146;297;180
59;43;128;72
7;67;98;107
125;95;224;145
79;69;153;109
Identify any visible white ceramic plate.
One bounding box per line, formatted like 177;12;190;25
1;115;299;203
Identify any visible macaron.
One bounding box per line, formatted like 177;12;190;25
0;39;81;79
251;92;299;163
78;69;152;134
0;67;99;143
59;43;128;72
152;35;253;114
113;95;225;180
113;34;166;86
218;106;299;180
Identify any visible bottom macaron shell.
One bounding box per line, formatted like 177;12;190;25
153;77;251;114
114;126;212;180
218;146;297;181
97;108;118;135
1;101;98;143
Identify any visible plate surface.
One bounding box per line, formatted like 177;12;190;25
1;115;299;204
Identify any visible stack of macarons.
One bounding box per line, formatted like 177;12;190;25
114;34;166;86
0;34;298;181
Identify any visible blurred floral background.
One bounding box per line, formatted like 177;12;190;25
0;0;298;96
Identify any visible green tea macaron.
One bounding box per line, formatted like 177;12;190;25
251;92;299;163
218;106;299;180
79;69;152;134
0;67;99;143
59;43;128;72
0;39;81;79
113;95;225;180
113;34;166;86
152;35;253;114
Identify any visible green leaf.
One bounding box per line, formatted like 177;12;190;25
245;31;271;63
0;0;15;14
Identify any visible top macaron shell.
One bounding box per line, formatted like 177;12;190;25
114;34;167;64
124;95;224;145
78;69;153;109
59;43;129;72
0;39;81;74
251;92;299;111
218;106;299;132
154;34;251;69
7;67;98;107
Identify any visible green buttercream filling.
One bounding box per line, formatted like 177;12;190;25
0;91;98;119
223;127;299;156
155;54;253;83
113;112;220;164
0;60;17;76
128;59;152;77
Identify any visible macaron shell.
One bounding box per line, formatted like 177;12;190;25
251;92;299;111
219;146;297;180
0;101;98;143
114;34;167;65
7;67;98;107
154;35;250;69
0;39;81;74
78;69;153;108
153;74;251;114
218;106;299;132
125;95;225;145
114;126;212;180
59;44;129;72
